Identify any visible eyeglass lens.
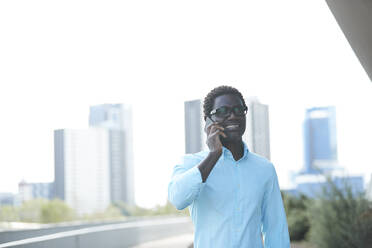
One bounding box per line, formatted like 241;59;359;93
211;106;247;122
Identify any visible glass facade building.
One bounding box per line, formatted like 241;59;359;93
303;106;338;173
89;104;135;206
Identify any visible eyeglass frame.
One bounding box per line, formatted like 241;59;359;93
208;104;248;123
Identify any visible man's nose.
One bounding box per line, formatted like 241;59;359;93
227;111;239;120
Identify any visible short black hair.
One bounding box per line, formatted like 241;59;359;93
203;85;247;120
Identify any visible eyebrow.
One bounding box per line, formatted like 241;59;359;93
214;104;244;108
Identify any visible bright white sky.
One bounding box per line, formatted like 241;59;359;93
1;0;372;208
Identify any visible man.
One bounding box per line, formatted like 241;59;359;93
168;86;290;247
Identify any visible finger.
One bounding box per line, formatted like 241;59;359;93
209;130;226;139
212;120;221;126
219;131;227;138
208;130;220;138
205;122;214;133
212;130;226;138
210;127;225;137
209;125;224;134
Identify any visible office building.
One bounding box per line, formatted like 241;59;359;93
54;128;111;215
18;181;53;202
184;100;206;154
18;181;33;202
89;104;135;206
303;106;338;174
289;106;363;198
0;193;16;206
243;97;271;160
294;174;364;198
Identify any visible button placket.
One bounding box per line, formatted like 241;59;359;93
232;160;242;232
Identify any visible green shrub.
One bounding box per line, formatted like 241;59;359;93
282;192;311;241
81;205;124;221
0;205;19;222
18;199;46;222
307;178;372;248
114;200;188;217
41;199;76;223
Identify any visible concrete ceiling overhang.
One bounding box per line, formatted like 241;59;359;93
326;0;372;81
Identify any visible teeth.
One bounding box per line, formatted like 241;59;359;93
226;125;239;128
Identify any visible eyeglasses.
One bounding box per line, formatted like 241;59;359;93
209;105;248;122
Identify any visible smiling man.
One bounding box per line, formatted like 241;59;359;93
168;86;290;248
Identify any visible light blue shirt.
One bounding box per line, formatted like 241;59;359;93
168;143;290;248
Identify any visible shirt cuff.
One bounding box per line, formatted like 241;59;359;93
186;165;203;185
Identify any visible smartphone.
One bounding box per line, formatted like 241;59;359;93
204;116;214;133
204;117;225;141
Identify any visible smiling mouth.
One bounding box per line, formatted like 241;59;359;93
225;124;239;129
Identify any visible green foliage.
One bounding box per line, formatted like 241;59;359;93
40;199;75;223
81;205;124;221
1;199;187;224
282;192;311;241
114;202;153;216
307;178;372;248
18;199;46;222
0;205;19;222
114;200;189;217
151;201;189;216
0;199;76;223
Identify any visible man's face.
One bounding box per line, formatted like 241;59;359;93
211;94;246;142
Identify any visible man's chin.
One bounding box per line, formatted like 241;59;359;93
221;133;243;143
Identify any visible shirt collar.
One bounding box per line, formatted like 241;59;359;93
221;141;249;161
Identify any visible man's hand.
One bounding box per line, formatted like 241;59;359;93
198;119;227;183
205;122;227;154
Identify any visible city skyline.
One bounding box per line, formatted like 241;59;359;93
2;94;369;208
52;104;135;214
89;104;135;206
1;0;372;208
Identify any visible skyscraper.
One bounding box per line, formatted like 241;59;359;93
18;181;54;202
89;104;135;206
54;128;111;215
243;97;271;160
293;106;363;197
184;100;206;154
303;106;338;173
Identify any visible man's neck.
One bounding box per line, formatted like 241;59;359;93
222;139;244;161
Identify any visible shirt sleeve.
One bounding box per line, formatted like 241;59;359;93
261;165;290;248
168;155;205;210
